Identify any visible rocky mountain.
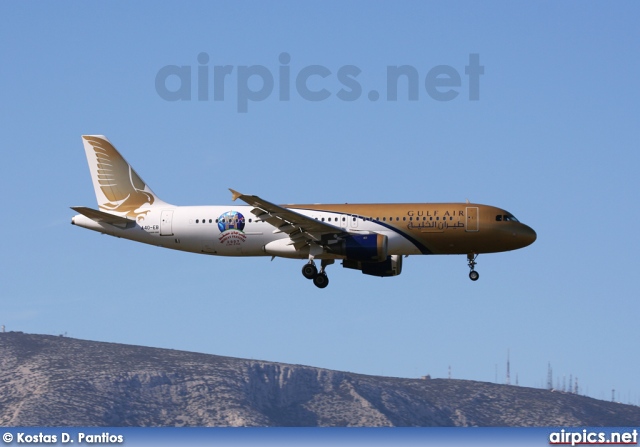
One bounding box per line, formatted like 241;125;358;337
0;332;637;426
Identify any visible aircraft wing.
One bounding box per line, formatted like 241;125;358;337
229;189;348;249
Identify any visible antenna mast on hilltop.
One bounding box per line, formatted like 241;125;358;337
506;349;511;385
547;362;553;390
569;374;573;393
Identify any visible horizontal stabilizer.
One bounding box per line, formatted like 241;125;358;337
70;206;136;229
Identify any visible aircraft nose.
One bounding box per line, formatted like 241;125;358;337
518;224;537;247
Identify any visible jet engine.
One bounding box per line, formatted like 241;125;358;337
342;254;403;277
327;233;388;262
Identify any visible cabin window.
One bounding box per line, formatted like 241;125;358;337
195;219;199;223
496;215;502;221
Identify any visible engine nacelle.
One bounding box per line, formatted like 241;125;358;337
342;254;403;277
328;233;388;262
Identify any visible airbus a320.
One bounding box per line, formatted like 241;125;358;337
71;136;537;288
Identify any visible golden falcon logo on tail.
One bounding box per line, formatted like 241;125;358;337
82;136;156;220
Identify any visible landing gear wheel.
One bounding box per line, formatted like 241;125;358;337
302;263;318;280
313;273;329;289
467;253;479;281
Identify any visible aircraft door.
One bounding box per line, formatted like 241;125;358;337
349;214;359;228
465;207;479;232
160;210;174;236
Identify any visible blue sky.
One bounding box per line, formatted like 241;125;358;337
1;1;639;405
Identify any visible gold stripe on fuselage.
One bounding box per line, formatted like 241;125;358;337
286;203;536;255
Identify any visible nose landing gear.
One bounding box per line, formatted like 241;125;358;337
301;259;334;288
467;253;480;281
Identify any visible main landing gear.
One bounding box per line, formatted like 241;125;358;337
302;259;334;289
467;253;480;281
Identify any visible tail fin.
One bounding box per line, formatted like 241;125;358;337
81;135;169;219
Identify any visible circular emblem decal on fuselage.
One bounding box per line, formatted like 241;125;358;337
218;211;247;246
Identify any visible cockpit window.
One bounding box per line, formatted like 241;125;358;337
497;214;519;222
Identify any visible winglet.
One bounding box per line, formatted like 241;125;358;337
229;188;243;201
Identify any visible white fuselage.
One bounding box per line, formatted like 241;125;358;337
72;205;421;259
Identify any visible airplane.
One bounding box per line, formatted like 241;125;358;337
71;135;537;289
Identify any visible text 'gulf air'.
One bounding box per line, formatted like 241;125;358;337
71;136;536;288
